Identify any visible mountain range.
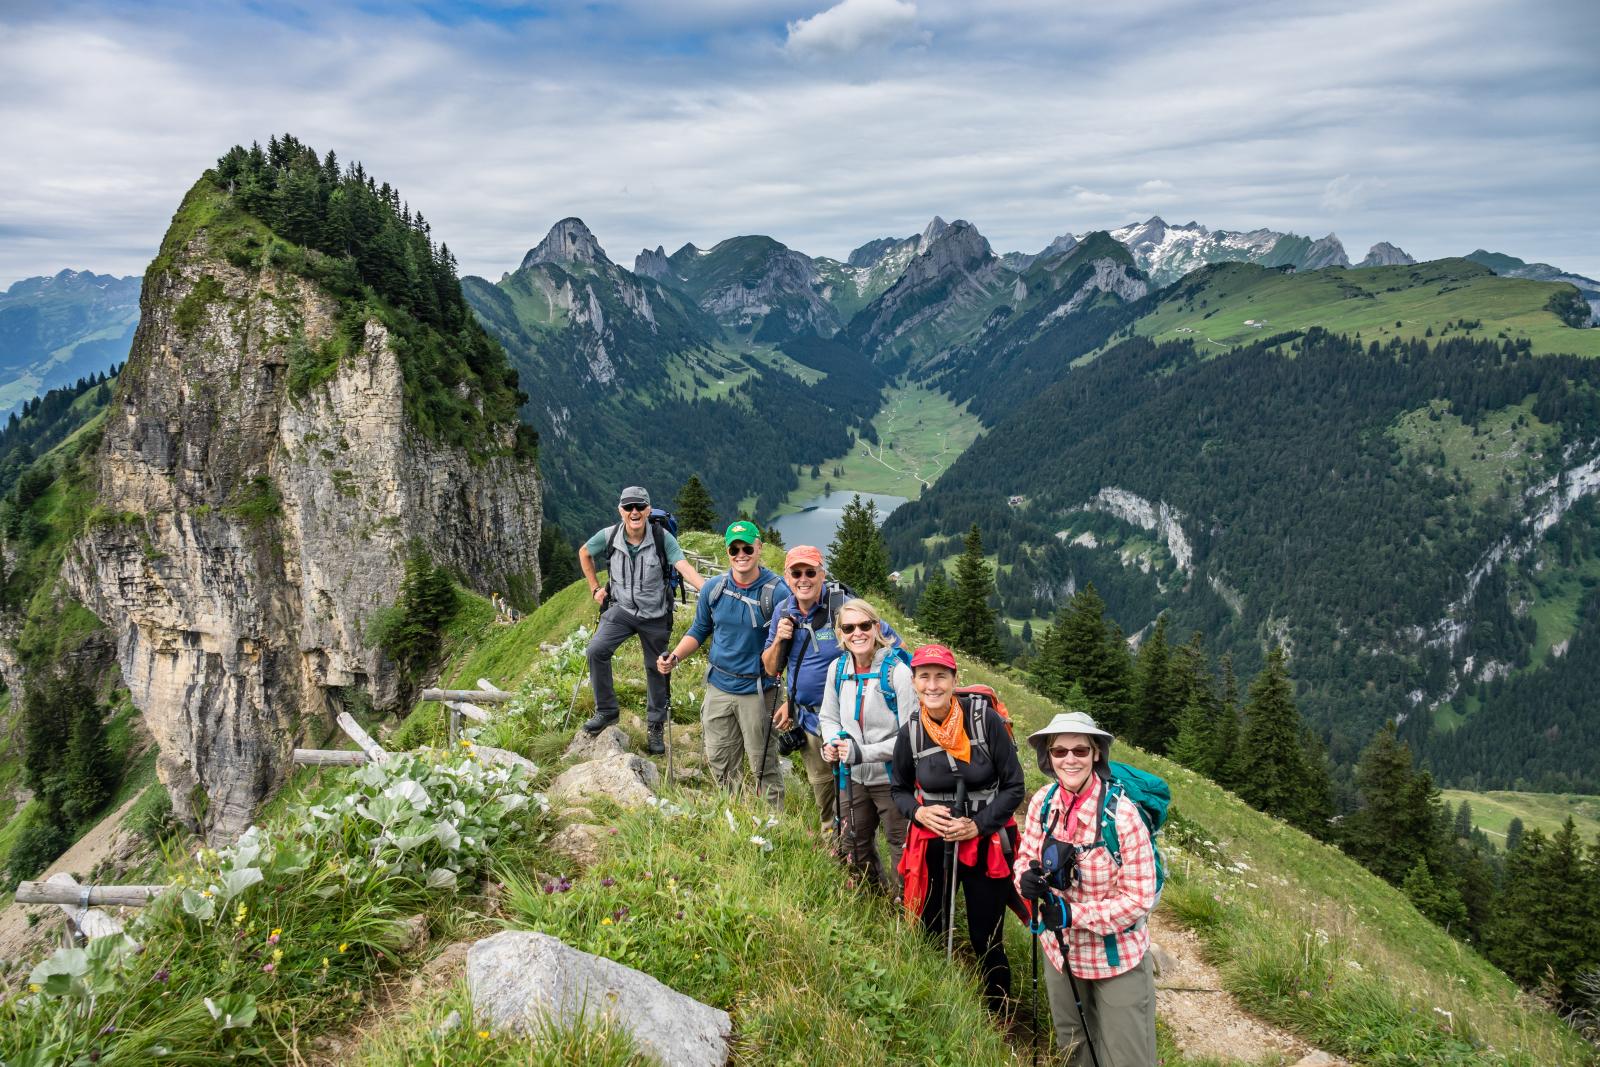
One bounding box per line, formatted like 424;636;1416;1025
0;269;139;417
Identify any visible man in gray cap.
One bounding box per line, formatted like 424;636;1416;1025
578;486;705;753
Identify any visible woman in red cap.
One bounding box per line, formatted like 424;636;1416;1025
891;643;1026;1013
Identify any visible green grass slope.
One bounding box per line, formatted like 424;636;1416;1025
1440;789;1600;845
385;532;1589;1065
1126;259;1600;357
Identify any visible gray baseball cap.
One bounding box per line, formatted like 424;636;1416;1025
619;486;651;508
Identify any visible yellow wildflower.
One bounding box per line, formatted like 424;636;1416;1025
477;1030;491;1040
271;927;282;937
601;916;614;926
339;942;348;953
29;983;40;993
322;957;330;968
272;948;283;963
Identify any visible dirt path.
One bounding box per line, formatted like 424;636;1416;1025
1150;908;1343;1066
0;788;152;963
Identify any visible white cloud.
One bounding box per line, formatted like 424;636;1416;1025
0;0;1597;284
785;0;923;56
1321;174;1383;214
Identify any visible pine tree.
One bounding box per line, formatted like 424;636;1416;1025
761;524;785;549
827;494;891;594
1211;654;1242;788
1232;648;1321;832
674;475;718;533
60;688;115;827
1131;615;1173;751
950;524;1003;661
1505;816;1525;853
917;565;958;644
1167;689;1217;777
1035;583;1134;735
1342;721;1433;883
1486;821;1597;999
1402;858;1468;931
1453;799;1474;842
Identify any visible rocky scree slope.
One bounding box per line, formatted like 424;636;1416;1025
63;178;541;842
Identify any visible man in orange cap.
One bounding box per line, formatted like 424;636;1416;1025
761;545;899;834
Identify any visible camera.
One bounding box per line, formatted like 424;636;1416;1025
777;725;808;755
1039;837;1079;891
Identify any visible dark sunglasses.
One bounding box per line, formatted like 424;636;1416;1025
728;542;756;556
1049;745;1094;759
788;567;818;579
838;621;874;635
621;503;649;513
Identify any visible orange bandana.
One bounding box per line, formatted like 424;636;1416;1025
920;700;971;764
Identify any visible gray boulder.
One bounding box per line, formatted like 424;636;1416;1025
548;752;659;811
549;822;611;869
468;930;731;1066
563;725;632;762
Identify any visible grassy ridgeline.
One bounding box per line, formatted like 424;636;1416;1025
5;531;1585;1064
374;531;1590;1065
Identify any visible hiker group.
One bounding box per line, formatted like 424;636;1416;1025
578;486;1166;1065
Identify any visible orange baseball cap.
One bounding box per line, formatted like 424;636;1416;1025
784;545;823;571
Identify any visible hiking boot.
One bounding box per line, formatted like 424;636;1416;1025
582;710;619;736
647;723;666;755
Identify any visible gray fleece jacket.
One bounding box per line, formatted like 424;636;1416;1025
819;646;919;787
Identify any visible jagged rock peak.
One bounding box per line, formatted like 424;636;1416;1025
1038;233;1079;261
918;218;991;263
634;245;674;281
847;235;913;269
1360;242;1415;267
1303;233;1351;270
918;216;951;253
522;218;611;270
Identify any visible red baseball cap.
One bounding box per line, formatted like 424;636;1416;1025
909;644;958;672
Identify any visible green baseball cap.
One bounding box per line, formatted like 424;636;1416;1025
724;520;760;547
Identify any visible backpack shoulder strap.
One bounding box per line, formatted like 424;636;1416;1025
832;654;849;696
603;524;622;561
758;578;777;623
652;522;669;577
1099;776;1125;867
704;573;726;611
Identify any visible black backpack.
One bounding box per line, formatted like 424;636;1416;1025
603;508;685;609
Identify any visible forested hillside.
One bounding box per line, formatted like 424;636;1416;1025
463;229;885;538
886;328;1600;786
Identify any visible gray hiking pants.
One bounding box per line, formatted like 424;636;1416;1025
587;608;673;726
701;684;783;809
1042;951;1156;1066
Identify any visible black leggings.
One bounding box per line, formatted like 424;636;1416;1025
920;837;1012;1011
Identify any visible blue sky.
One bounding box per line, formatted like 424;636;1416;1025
2;0;1597;286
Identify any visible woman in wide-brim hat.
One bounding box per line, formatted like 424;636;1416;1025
890;643;1026;1014
1013;710;1157;1066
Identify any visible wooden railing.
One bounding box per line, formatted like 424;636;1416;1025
18;678;524;946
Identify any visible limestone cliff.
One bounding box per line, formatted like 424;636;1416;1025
65;223;541;842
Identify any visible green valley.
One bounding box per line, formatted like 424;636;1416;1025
1120;258;1600;358
1441;788;1600;844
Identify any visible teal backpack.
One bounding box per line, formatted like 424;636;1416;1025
1039;760;1170;967
831;645;914;721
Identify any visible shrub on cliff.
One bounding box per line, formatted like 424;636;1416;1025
371;550;460;683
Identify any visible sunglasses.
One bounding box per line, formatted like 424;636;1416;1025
1049;745;1095;759
621;503;649;513
838;621;874;635
788;567;818;579
728;542;756;556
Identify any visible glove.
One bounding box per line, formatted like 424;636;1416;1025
1041;896;1071;931
1019;863;1050;902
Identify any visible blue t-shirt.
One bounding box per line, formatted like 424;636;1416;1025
764;585;900;734
687;568;789;695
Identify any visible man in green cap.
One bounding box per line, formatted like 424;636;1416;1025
658;521;789;808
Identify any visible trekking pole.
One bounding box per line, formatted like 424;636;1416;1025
946;778;967;961
755;642;790;805
1030;918;1040;1067
834;731;852;862
1056;929;1104;1067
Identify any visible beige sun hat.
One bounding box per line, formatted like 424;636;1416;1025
1026;711;1114;777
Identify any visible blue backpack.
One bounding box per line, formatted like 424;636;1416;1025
831;644;914;722
1039;760;1170;967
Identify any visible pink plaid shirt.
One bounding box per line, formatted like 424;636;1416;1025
1014;774;1157;980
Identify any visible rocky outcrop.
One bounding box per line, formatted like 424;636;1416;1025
521;218;611;271
1080;487;1195;575
1299;234;1351;271
1045;259;1150;321
633;245;675;282
1359;242;1415;267
847;219;1003;359
64;232;541;842
468;931;733;1066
